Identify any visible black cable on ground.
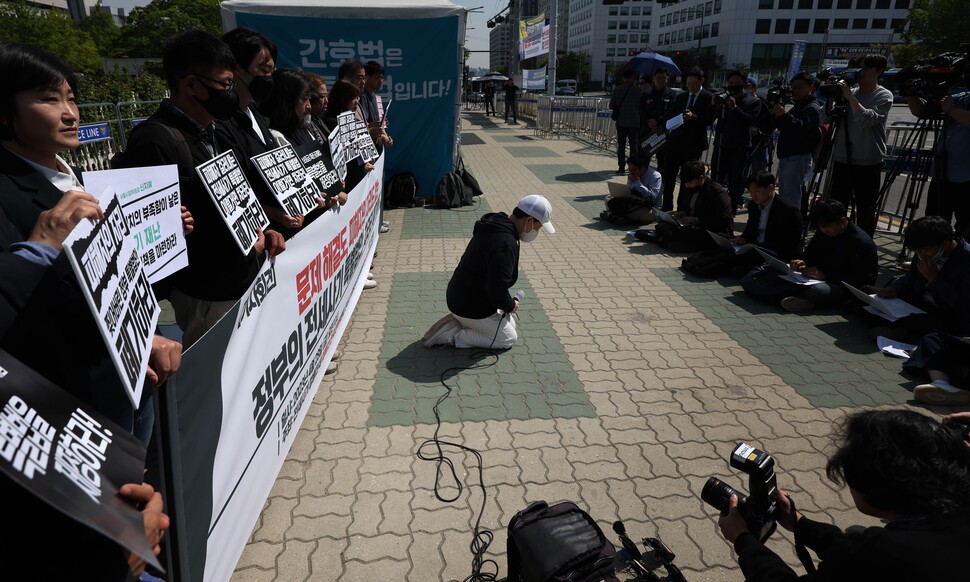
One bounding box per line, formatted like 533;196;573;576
416;320;508;582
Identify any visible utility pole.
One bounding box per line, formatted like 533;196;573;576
547;0;558;96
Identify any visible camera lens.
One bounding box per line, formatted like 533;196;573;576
702;477;748;512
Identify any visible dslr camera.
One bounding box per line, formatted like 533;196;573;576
702;442;778;542
897;45;970;103
765;80;792;108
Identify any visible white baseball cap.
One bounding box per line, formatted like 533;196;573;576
517;194;555;234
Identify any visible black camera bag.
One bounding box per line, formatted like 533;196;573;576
506;500;618;582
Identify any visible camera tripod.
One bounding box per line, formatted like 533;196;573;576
873;112;946;263
802;106;848;240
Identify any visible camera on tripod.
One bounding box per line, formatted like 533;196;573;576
702;442;779;542
897;44;970;102
765;80;792;108
816;68;858;115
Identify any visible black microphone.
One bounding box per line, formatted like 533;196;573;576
612;520;643;560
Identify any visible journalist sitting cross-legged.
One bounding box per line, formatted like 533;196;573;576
717;409;970;581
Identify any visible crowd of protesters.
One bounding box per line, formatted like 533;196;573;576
0;26;395;579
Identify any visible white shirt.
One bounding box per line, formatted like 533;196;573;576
9;149;83;193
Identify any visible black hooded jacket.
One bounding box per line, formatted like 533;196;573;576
447;212;520;319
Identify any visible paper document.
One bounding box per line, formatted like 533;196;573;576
877;336;915;359
665;114;684;131
843;282;926;322
756;248;823;286
708;231;756;255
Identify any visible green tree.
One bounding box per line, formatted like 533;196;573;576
557;51;591;82
79;4;120;58
895;0;970;66
0;1;102;73
115;0;221;57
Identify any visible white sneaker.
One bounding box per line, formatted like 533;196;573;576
423;314;461;347
379;224;390;233
367;272;375;280
331;349;341;361
382;220;390;228
914;380;970;405
324;361;338;375
363;279;378;289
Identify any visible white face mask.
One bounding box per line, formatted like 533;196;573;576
520;226;539;243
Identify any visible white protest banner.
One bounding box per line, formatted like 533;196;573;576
162;155;384;582
0;350;159;569
249;144;319;217
63;192;160;408
83;165;188;284
196;150;269;254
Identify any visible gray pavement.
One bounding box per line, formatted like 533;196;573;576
229;109;963;582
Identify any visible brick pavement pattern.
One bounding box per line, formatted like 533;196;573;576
231;111;963;582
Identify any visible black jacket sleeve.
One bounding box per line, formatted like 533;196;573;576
486;242;517;314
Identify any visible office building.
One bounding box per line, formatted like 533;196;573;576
652;0;910;76
567;0;655;88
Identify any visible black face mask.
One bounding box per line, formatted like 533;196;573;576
196;83;240;121
248;75;274;103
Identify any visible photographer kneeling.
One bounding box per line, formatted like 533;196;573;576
717;409;970;580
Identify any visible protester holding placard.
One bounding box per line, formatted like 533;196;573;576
305;72;331;137
118;30;286;347
219;28;307;236
0;41;173;581
0;41;181;439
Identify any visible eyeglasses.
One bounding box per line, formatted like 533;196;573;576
356;75;367;81
196;74;235;91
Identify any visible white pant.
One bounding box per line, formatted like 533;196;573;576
453;312;518;349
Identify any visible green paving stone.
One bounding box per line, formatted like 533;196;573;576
369;271;595;427
526;164;616;186
504;146;561;158
492;135;538;142
397;198;494;240
652;267;912;408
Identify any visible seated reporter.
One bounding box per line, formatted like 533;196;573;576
601;151;661;224
869;216;970;342
904;331;970;406
717;409;970;581
658;160;732;251
741;200;877;312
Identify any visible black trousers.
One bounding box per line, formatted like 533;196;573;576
927;177;970;238
616;125;640;171
830;161;883;237
716;145;750;211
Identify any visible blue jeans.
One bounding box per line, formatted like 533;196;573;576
777;154;812;209
741;266;849;307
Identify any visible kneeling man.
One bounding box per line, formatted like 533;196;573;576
424;194;555;349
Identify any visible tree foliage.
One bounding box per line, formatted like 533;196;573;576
896;0;970;66
0;1;101;73
115;0;221;58
79;5;120;58
557;51;592;82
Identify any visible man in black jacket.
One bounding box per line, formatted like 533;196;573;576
118;30;285;347
654;160;732;252
424;195;555;349
640;67;679;184
717;409;970;581
660;67;715;211
713;70;763;212
741;200;877;311
735;171;803;262
772;73;821;212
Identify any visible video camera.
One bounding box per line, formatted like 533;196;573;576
897;44;970;101
765;80;792;108
702;443;779;543
711;84;745;107
816;68;859;115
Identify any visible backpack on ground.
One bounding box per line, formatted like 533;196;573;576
681;248;741;278
385;172;418;208
433;171;471;208
457;156;484;198
506;500;619;582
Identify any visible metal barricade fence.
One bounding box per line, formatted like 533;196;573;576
65;100;162;172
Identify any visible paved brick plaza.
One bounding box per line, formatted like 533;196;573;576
230;111;963;581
